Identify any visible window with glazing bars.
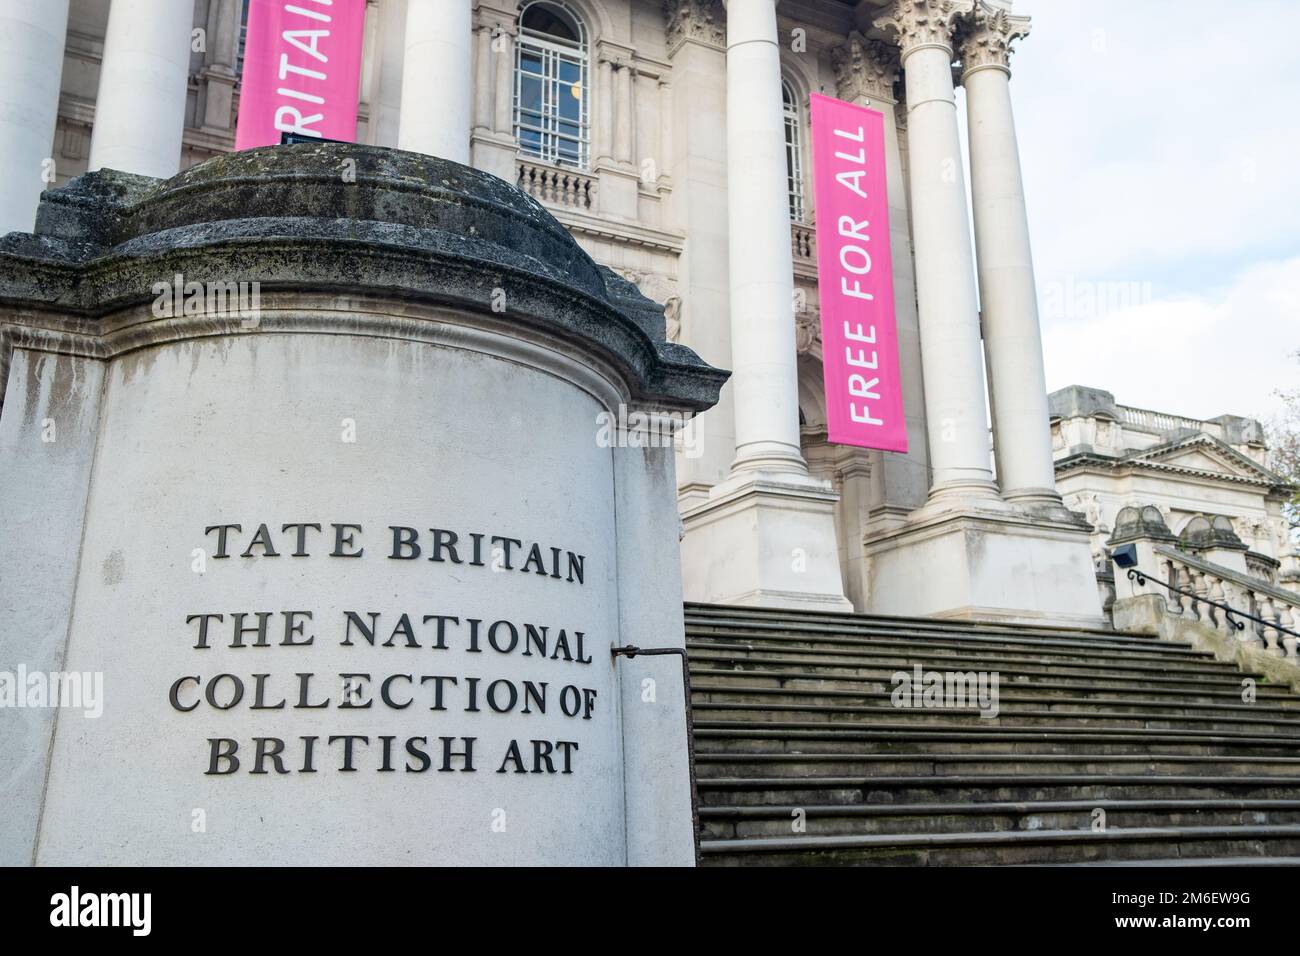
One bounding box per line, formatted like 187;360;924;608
236;0;250;79
514;3;589;169
783;80;805;222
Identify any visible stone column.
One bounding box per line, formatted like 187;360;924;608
87;0;192;179
663;0;734;495
0;0;69;235
197;0;240;131
398;0;471;162
679;0;851;612
858;0;1106;627
876;0;997;501
365;0;406;148
468;2;518;183
831;33;930;529
491;24;515;136
473;23;495;131
614;60;634;165
960;3;1059;508
592;41;640;220
658;76;674;192
596;55;615;165
724;0;804;475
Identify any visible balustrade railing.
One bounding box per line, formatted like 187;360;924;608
1135;544;1300;659
516;159;596;212
790;221;815;264
1118;405;1205;434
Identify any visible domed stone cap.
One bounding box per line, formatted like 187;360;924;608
0;142;727;411
1107;504;1175;545
1179;515;1246;552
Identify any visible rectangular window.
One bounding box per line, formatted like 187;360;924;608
236;0;251;78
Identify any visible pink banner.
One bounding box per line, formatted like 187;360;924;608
809;94;907;452
235;0;367;150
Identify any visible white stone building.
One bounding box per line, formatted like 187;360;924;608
9;1;1300;872
8;0;1282;627
1050;385;1300;606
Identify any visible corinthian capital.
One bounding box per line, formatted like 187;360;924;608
664;0;726;56
874;0;974;56
832;32;901;103
958;0;1031;76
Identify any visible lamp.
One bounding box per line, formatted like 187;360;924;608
1109;543;1138;569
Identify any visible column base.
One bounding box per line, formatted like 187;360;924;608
680;471;853;613
1003;485;1078;519
861;497;1107;629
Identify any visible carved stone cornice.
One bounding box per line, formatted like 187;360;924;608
958;0;1031;77
873;0;973;57
473;0;518;32
474;18;517;43
598;52;635;72
664;0;726;57
831;32;901;104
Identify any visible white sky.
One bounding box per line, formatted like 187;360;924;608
994;0;1300;422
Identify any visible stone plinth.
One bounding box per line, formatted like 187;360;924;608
862;500;1107;628
0;144;726;866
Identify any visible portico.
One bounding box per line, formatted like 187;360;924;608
853;0;1101;625
1;0;1103;625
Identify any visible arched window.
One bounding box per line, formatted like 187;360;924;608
783;79;805;222
515;2;590;169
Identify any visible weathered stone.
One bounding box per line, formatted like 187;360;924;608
0;145;722;867
0;142;728;412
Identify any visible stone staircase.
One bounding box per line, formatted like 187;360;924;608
686;602;1300;865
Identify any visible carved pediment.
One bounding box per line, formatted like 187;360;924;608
1158;448;1239;474
1125;435;1286;485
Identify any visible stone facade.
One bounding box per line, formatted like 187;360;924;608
1050;385;1300;608
0;0;1213;627
0;142;723;865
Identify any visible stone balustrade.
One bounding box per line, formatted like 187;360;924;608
1246;551;1281;586
516;158;597;212
1150;544;1300;660
1118;406;1204;433
790;221;815;264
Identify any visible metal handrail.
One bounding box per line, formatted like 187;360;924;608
1153;543;1300;611
1126;566;1300;644
610;644;701;866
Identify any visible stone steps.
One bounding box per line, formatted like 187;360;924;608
687;628;1216;666
699;799;1300;840
690;672;1298;706
686;604;1300;866
684;604;1171;650
699;825;1300;866
693;725;1300;757
700;774;1300;806
687;645;1265;684
691;671;1300;707
691;685;1300;718
690;701;1299;733
695;752;1300;779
